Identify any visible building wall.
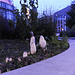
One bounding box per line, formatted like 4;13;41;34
56;15;66;32
0;1;15;21
54;6;71;32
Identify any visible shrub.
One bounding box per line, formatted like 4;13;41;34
66;30;75;37
59;36;69;49
50;36;60;49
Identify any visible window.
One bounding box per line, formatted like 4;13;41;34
0;2;1;7
6;4;8;9
58;20;60;26
6;11;13;20
64;20;66;22
61;20;62;24
61;25;63;28
2;2;5;8
8;5;12;10
6;4;13;10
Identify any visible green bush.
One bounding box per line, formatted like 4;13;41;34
60;36;69;49
48;36;69;50
50;36;60;49
34;15;56;39
66;30;75;37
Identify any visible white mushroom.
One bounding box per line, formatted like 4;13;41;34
18;57;21;62
6;57;9;63
30;43;36;54
9;58;12;62
23;52;28;58
30;36;35;47
39;35;46;49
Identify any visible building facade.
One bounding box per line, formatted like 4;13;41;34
54;6;71;32
0;0;15;21
55;15;66;32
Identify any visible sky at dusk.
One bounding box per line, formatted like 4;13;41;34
13;0;72;15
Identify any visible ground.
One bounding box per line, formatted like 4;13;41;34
0;38;69;73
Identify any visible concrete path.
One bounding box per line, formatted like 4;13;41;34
1;40;75;75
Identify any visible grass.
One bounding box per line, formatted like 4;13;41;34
0;38;69;73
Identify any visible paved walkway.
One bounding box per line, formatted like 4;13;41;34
1;40;75;75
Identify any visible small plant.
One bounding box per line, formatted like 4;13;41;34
60;36;69;49
62;36;68;43
50;36;60;49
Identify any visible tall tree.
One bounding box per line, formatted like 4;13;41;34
29;0;38;32
66;1;75;28
20;0;38;28
14;0;38;40
36;14;56;39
